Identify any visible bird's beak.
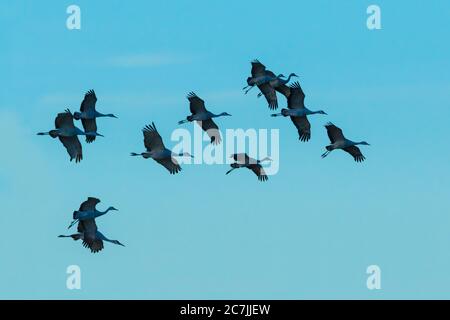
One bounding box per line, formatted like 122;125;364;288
97;133;104;137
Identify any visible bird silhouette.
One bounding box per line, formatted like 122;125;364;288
271;82;327;142
59;218;124;253
73;90;117;143
244;60;298;109
68;197;118;229
178;92;231;144
257;71;298;98
226;153;272;181
322;122;370;162
131;122;193;174
37;109;103;162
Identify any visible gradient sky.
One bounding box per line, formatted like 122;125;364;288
1;0;450;299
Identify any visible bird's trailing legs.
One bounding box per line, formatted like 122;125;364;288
321;150;331;158
67;219;78;229
178;119;190;125
243;85;255;95
58;234;82;240
270;112;284;117
225;167;237;175
86;131;104;137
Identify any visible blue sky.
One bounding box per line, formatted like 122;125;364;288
1;0;450;299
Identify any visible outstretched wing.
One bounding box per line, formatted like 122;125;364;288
81;118;97;143
287;82;305;109
79;197;100;211
275;84;291;98
257;82;278;110
187;92;207;114
198;119;222;145
55;110;75;129
143;122;165;152
290;116;311;142
251;59;266;77
231;153;250;164
249;164;268;182
325;122;345;143
82;238;104;253
343;146;366;162
155;157;182;175
77;219;103;253
80;90;97;113
58;136;82;162
265;71;291;98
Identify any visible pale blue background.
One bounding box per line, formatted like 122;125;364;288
1;0;449;299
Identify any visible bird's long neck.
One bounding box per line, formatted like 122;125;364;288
96;231;110;242
97;207;115;217
96;112;115;118
286;74;295;82
96;232;117;244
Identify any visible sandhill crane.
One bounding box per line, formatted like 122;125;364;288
322;122;370;162
226;153;272;182
243;60;279;109
257;71;298;98
37;109;103;162
68;197;118;229
271;82;327;142
59;218;124;253
73;90;117;143
131;122;193;174
243;60;282;94
244;60;298;109
178;92;231;145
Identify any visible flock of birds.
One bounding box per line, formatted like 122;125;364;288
38;59;370;253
